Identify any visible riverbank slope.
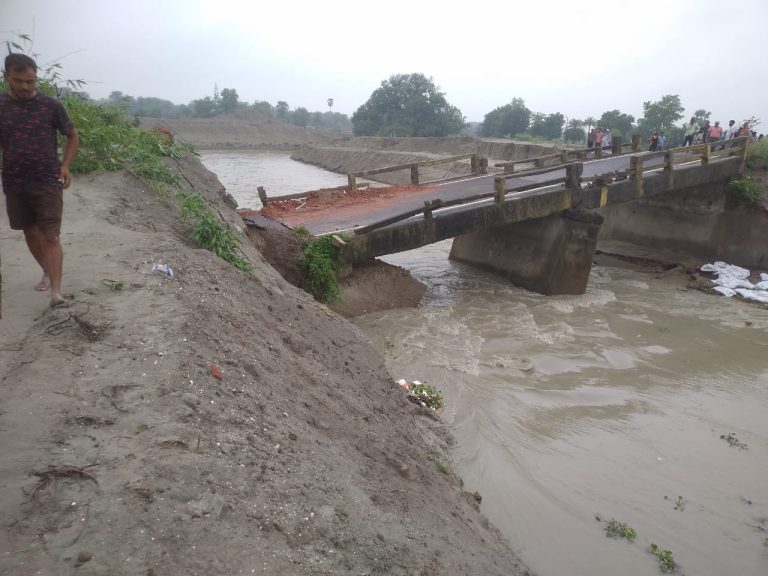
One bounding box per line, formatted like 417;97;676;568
0;156;530;575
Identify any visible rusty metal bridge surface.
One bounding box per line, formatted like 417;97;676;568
245;139;748;262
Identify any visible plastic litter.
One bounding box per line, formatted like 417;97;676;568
152;263;174;278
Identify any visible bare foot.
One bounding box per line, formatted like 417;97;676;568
35;275;51;291
50;293;68;308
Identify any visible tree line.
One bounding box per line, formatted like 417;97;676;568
95;86;353;133
72;73;749;145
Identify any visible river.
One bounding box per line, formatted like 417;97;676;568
202;151;768;576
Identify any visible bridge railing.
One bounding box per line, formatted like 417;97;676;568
492;137;749;201
346;153;486;190
351;137;749;237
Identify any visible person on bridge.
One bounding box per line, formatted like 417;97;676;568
723;120;738;140
737;122;753;143
602;128;612;150
595;128;603;149
587;129;595;149
648;131;659;151
657;132;666;150
0;53;79;308
708;121;723;142
683;117;700;147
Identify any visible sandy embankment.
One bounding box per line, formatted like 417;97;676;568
0;156;530;575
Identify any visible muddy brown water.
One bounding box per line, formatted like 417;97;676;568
200;150;349;209
204;152;768;576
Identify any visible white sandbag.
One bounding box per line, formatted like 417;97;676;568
713;286;736;297
735;289;768;303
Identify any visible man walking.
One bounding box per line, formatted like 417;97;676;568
1;53;79;307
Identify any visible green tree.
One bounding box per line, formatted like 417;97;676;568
219;88;239;112
564;118;585;143
190;96;218;118
598;109;635;138
275;101;289;119
351;73;465;137
253;100;274;117
529;112;565;140
637;94;684;137
291;106;310;127
479;98;531;138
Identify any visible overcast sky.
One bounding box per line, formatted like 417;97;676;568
3;0;767;129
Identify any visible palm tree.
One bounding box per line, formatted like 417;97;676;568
584;116;596;133
565;118;586;144
327;98;334;113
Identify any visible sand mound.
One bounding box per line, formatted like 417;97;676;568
0;156;529;575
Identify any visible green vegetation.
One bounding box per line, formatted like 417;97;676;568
436;462;451;475
746;139;768;170
725;175;761;207
649;543;677;573
65;97;252;271
722;139;767;209
297;235;343;303
352;73;465;137
177;192;252;271
292;226;311;237
105;88;354;131
720;432;748;450
604;519;637;542
407;383;444;411
480;98;532;138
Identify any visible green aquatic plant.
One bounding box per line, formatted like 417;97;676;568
407;383;444;411
649;543;676;573
720;432;748;450
604;518;637;542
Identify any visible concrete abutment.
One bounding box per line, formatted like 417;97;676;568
449;210;604;295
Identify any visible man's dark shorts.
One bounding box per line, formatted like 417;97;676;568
3;180;63;236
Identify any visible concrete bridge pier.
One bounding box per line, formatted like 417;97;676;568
449;210;604;295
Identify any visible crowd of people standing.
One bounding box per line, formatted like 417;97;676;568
585;117;761;154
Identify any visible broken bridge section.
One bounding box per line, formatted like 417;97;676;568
248;139;749;296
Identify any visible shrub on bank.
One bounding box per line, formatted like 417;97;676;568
746;139;768;171
725;174;761;207
298;235;342;303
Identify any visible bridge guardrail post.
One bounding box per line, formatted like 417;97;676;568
561;150;569;163
257;186;269;206
566;163;584;207
611;135;622;155
663;151;674;190
494;177;506;203
347;174;357;191
595;147;603;158
471;154;478;174
410;164;420;185
630;156;644;197
631;134;642;152
702;143;711;165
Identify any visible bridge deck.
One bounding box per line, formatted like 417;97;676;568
264;152;669;235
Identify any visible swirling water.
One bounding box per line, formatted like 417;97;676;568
355;241;768;576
